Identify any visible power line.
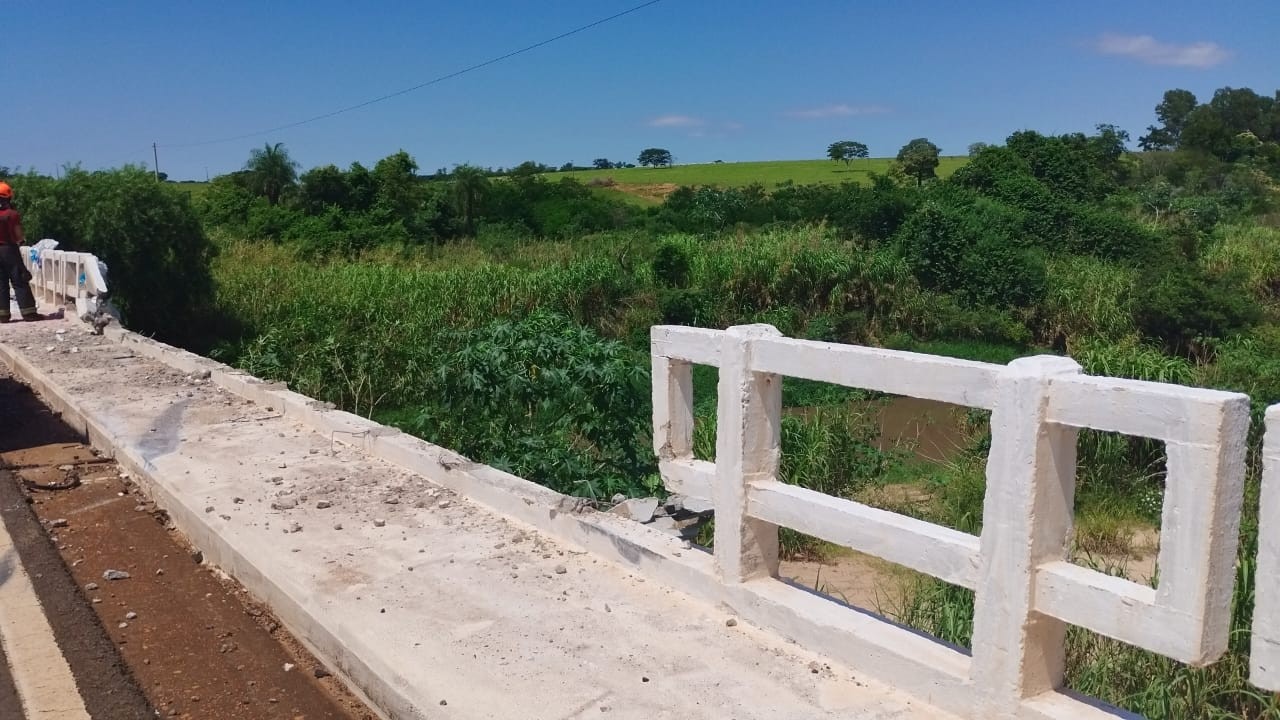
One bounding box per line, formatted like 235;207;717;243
160;0;663;150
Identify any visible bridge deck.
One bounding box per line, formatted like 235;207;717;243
0;317;950;720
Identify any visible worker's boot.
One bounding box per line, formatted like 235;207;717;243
22;307;63;322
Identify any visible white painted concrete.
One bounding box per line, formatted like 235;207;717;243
0;319;952;720
651;324;1254;719
1253;406;1280;690
0;495;92;720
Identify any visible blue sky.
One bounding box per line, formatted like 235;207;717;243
7;1;1277;180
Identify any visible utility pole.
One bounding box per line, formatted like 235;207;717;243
152;142;160;181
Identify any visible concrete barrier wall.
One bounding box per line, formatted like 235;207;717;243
653;324;1255;718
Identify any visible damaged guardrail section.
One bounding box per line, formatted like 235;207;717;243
21;244;110;319
653;324;1250;719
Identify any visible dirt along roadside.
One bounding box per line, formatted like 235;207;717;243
0;368;377;719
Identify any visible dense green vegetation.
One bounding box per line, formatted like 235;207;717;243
9;86;1280;718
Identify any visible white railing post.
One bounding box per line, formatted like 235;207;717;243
1254;407;1280;689
714;324;783;583
972;356;1082;712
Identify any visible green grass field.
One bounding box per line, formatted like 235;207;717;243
173;156;969;208
551;156;969;189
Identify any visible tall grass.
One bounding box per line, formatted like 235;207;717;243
1201;224;1280;305
1042;255;1138;344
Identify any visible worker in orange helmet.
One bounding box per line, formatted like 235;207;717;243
0;182;40;322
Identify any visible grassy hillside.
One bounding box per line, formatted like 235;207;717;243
552;156;969;189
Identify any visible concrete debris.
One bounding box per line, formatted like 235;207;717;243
608;497;660;523
611;493;626;505
270;500;296;511
85;582;99;591
373;519;386;527
126;611;138;620
437;500;450;509
288;522;303;533
102;569;131;581
726;618;738;627
668;494;713;515
49;518;69;528
313;667;331;679
650;517;678;533
554;565;568;575
333;523;343;531
383;496;399;505
283;663;295;672
118;622;129;629
316;500;332;509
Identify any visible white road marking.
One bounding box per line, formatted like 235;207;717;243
0;508;91;720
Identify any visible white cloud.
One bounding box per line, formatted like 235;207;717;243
1094;33;1229;68
648;114;704;128
786;104;890;119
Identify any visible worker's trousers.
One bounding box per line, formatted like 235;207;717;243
0;244;37;322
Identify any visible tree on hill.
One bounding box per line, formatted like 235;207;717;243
967;142;990;157
1139;89;1198;150
298;164;351;212
592;158;612;170
895;138;941;186
244;142;299;205
451;164;491;235
638;148;673;167
826;140;869;166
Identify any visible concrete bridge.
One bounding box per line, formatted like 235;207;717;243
4;247;1280;719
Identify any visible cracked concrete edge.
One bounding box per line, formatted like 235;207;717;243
0;340;405;720
2;326;1114;720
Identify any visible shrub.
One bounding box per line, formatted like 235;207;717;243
1068;206;1164;261
407;311;655;498
15;167;215;344
1133;259;1258;355
896;193;1046;308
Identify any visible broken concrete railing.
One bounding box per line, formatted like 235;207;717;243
652;324;1249;719
21;243;111;320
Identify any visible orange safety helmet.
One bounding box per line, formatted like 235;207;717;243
0;182;11;199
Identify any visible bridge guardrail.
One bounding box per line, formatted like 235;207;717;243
653;323;1249;719
20;243;109;314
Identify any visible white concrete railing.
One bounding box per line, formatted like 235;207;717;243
1252;408;1280;690
20;244;109;315
652;324;1249;719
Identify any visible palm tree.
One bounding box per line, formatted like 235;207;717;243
244;142;299;206
450;164;490;235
